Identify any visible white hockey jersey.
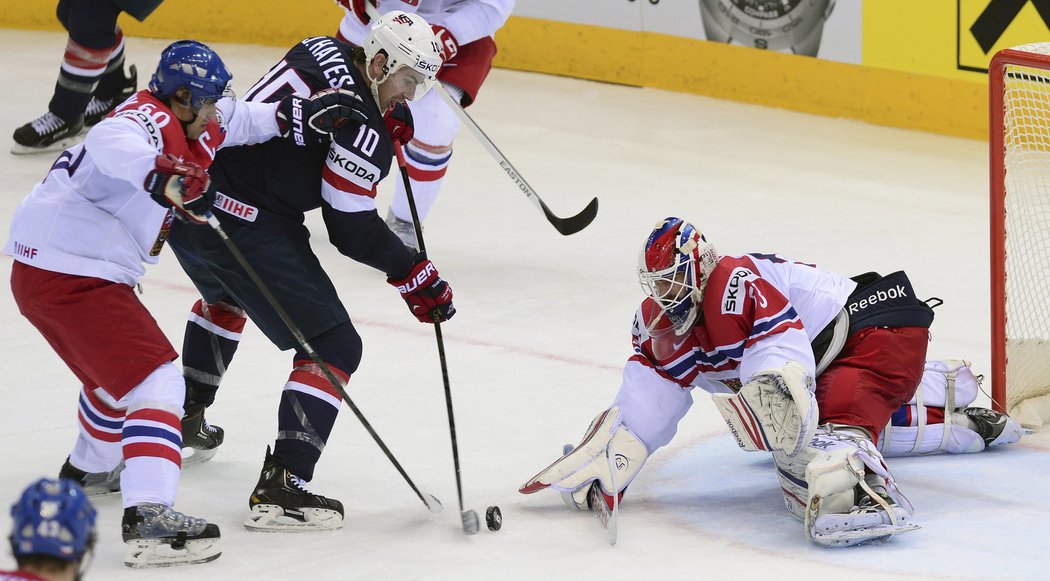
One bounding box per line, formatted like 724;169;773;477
614;253;856;453
337;0;514;46
4;92;279;286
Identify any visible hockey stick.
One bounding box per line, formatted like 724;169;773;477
393;140;480;535
362;2;597;235
434;87;598;236
204;215;442;514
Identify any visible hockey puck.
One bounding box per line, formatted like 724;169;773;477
485;505;502;531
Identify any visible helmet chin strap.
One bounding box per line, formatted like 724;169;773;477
365;61;390;110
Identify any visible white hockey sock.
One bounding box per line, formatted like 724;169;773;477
117;363;185;508
71;385;126;473
391;142;451;223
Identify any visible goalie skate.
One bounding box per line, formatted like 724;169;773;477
122;504;221;568
805;494;919;548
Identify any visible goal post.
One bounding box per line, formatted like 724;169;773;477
989;43;1050;429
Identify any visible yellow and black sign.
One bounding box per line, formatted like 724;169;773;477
959;0;1050;72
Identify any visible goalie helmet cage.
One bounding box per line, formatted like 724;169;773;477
989;42;1050;428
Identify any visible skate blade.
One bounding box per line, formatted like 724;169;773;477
124;537;221;568
808;522;921;547
10;132;85;155
181;446;218;467
243;504;343;532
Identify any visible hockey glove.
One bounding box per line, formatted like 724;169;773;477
385;102;414;145
431;25;459;63
277;88;369;147
144;154;215;225
387;254;455;323
519;407;648;511
335;0;374;25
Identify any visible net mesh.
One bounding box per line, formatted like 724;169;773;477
1000;43;1050;424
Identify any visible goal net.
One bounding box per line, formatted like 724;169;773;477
990;42;1050;429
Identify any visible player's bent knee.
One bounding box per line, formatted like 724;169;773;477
121;362;186;416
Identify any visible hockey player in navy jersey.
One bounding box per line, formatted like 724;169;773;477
165;12;455;531
521;217;1026;547
336;0;514;251
6;40;366;566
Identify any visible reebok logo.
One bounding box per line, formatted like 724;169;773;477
847;284;907;315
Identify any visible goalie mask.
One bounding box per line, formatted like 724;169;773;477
363;11;443;105
638;217;719;335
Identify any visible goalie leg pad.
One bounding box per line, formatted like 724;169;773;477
519;407;648;506
713;361;817;457
803;427;918;547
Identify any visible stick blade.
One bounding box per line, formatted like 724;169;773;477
461;509;480;535
541;196;599;236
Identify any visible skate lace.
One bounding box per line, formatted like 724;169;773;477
30;112;65;134
289;474;313;494
85;96;115;117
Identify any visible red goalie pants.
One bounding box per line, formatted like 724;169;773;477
816;326;928;444
11;261;178;399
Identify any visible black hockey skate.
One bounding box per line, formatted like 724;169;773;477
244;447;344;532
962;407;1029;448
11;112;84;155
59;457;122;496
181;402;224;466
85;65;137;127
121;503;221;568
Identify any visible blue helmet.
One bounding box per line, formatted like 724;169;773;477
149;40;233;110
9;478;97;562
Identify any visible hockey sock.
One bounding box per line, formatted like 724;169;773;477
182;299;246;408
272;360;346;481
91;31;127;100
71;385;125;472
390;139;452;222
48;33;121;121
119;364;185;508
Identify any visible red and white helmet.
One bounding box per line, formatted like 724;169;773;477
638;217;719;334
363;11;443;103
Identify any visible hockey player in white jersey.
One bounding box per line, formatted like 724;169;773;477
4;40;366;567
335;0;514;251
521;217;1026;547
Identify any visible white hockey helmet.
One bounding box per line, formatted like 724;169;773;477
363;11;443;103
638;217;720;334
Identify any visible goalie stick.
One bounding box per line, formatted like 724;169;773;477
204;215;442;515
362;2;598;236
394;141;480;536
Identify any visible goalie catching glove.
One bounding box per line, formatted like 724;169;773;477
387;253;455;323
712;361;817;457
277;88;369;147
519;407;649;511
144;154;215;225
